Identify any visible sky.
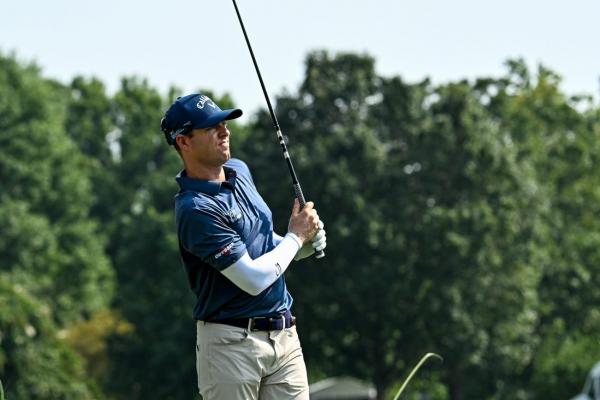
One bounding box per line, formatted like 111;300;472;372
2;0;599;122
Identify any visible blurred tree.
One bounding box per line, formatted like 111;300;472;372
0;51;117;398
0;276;97;399
476;59;600;399
3;48;599;400
241;51;425;399
65;76;113;165
243;51;550;400
0;53;114;324
395;81;548;400
64;76;119;225
62;309;134;391
529;322;600;399
74;77;195;399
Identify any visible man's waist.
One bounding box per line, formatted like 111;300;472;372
192;280;293;321
205;309;295;331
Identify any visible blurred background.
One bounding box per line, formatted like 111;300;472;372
1;1;600;399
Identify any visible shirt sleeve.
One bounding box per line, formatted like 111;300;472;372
177;205;247;271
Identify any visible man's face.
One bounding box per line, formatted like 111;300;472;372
180;121;231;166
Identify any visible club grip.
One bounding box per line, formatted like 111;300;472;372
293;184;325;259
293;183;306;207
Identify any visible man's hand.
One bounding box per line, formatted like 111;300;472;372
294;221;326;261
288;199;320;245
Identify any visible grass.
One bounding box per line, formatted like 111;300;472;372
392;353;443;400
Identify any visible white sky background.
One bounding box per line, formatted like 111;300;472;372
1;0;599;122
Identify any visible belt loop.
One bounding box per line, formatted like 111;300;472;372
247;317;253;332
281;314;286;329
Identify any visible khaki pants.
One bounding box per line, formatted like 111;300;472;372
196;321;309;400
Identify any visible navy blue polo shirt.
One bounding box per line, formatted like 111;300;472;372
174;158;293;321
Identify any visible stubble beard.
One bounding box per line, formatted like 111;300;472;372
220;146;231;163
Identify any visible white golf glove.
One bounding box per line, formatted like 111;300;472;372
294;221;327;261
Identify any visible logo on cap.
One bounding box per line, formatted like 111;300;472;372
196;95;217;110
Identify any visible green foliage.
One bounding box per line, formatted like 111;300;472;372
476;58;600;399
0;51;114;398
404;81;548;399
530;321;600;399
1;49;600;400
0;277;97;399
63;309;134;389
0;53;115;325
244;51;552;399
389;374;448;400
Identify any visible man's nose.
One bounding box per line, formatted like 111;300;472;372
217;124;230;137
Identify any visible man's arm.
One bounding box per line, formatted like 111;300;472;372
221;233;302;296
221;199;321;296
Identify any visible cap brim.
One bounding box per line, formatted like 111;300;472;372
194;108;243;129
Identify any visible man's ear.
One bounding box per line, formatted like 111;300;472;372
175;134;190;151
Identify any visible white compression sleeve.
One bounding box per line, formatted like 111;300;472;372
273;232;284;245
220;233;302;296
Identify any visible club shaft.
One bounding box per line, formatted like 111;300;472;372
231;0;299;186
232;0;324;258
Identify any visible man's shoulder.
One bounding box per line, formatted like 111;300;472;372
175;195;229;234
175;190;219;218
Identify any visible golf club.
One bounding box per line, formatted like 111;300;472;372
231;0;325;259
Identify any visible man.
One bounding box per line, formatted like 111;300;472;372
160;93;326;399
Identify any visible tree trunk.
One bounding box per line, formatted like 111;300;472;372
375;379;388;400
448;368;464;400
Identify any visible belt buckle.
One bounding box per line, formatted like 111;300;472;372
247;316;267;331
247;314;287;331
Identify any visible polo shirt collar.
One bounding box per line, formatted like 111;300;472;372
176;167;237;195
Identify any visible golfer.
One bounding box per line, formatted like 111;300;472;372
161;93;326;399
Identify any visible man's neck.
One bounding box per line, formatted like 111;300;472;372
184;162;225;181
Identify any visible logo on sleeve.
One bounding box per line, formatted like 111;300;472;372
214;242;234;259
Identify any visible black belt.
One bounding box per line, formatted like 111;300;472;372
210;310;295;331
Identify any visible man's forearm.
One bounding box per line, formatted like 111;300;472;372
221;233;302;295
